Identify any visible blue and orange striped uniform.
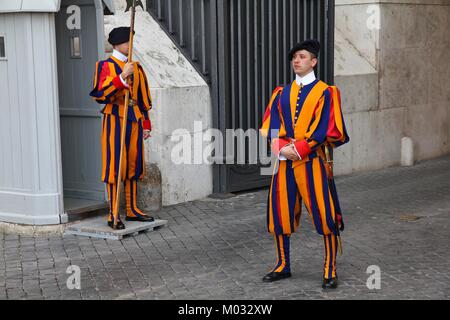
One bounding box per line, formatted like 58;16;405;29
90;55;152;220
261;79;349;279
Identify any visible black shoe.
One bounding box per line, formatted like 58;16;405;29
107;219;125;230
125;215;155;222
322;277;338;290
262;272;292;283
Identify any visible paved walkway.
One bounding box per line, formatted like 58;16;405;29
1;157;450;300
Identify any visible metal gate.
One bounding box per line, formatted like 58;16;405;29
147;0;335;193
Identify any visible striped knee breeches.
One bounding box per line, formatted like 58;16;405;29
268;156;339;237
101;114;145;184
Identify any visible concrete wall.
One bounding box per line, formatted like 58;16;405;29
105;1;213;206
333;0;450;176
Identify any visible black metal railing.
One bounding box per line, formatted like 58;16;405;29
147;0;212;80
147;0;335;193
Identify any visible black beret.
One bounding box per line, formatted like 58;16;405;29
108;27;135;46
288;39;320;60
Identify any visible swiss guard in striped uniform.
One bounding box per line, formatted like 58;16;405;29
90;27;154;230
260;40;349;289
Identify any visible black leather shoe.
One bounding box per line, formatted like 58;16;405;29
322;277;338;290
262;272;292;283
107;219;125;230
125;215;155;222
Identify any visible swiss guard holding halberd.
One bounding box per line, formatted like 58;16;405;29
260;40;350;289
90;27;154;230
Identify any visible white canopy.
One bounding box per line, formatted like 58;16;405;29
0;0;114;13
0;0;61;13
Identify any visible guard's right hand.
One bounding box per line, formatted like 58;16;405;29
280;145;300;161
122;62;136;79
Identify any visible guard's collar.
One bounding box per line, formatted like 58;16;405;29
112;49;128;62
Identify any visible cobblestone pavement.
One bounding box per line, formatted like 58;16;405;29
1;157;450;300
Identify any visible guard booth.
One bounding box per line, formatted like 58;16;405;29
0;0;114;225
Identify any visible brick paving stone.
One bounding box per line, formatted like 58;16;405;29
1;156;450;299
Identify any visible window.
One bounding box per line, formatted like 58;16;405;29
70;35;81;58
0;36;6;59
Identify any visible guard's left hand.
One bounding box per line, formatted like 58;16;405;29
143;130;151;140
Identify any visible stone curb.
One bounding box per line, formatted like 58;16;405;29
0;222;66;237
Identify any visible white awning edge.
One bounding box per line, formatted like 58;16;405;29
0;0;61;13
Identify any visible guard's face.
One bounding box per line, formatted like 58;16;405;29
114;41;130;56
291;50;317;76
